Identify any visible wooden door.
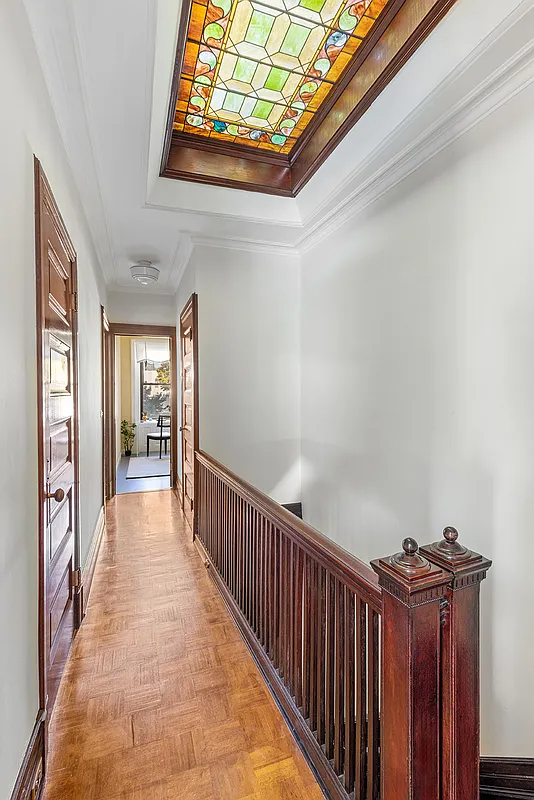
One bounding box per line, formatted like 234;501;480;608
180;295;198;532
35;160;80;715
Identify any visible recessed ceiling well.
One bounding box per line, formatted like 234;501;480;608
163;0;459;196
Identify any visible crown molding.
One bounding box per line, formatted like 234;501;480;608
189;234;299;258
297;0;534;254
23;0;118;286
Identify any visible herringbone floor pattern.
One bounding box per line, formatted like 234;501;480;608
43;490;323;799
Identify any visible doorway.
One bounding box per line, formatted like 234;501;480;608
102;323;178;497
34;158;81;723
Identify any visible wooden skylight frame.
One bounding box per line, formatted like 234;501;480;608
161;0;457;196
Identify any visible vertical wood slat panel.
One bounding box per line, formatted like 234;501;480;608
302;554;311;720
325;571;336;760
355;597;368;798
344;588;355;794
316;565;326;745
367;609;380;800
293;546;303;709
280;534;287;681
334;577;345;776
309;560;317;728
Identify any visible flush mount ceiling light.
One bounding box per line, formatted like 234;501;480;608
130;261;160;285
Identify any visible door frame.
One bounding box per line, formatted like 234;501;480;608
34;158;81;744
179;294;199;535
101;307;114;501
104;323;178;495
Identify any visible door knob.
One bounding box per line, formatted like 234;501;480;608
46;488;65;502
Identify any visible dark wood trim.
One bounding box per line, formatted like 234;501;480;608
34;157;81;752
194;535;343;800
9;711;45;800
180;294;199;534
108;323;178;491
281;502;302;519
480;759;534;799
79;507;106;620
161;0;459;195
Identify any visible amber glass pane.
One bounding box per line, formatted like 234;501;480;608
174;0;392;152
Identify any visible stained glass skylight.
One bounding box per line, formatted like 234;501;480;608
174;0;390;153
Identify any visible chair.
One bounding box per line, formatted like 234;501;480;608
147;414;171;459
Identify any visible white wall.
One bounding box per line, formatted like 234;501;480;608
301;81;534;757
107;289;177;326
187;246;301;503
0;0;105;795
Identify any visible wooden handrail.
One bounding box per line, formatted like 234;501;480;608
196;450;381;612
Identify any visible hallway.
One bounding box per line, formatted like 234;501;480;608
43;491;323;799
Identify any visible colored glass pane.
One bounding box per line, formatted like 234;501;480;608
174;0;392;152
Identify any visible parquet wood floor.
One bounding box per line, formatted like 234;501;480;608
43;490;324;800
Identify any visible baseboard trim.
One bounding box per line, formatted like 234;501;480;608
193;535;342;800
10;711;45;800
481;758;534;799
80;506;106;620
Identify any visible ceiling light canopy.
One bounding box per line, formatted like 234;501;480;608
130;261;160;285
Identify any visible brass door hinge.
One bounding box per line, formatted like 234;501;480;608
71;291;78;312
72;567;82;588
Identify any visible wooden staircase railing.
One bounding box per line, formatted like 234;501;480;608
195;450;491;800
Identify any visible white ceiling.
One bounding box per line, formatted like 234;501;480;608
21;0;531;296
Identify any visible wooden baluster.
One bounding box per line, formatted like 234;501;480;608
236;497;242;608
309;560;318;728
302;554;311;720
420;528;492;800
269;522;275;659
224;484;229;583
273;525;280;668
355;597;367;798
367;608;380;800
293;546;303;708
279;535;286;680
325;571;335;760
252;510;258;633
258;516;263;643
372;539;451;800
288;540;295;689
344;587;355;793
230;490;235;596
334;576;345;776
316;565;326;745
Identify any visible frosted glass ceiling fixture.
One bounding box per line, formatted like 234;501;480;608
130;261;160;285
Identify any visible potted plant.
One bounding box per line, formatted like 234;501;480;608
121;419;136;457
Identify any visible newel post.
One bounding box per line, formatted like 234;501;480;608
371;538;452;800
420;527;492;800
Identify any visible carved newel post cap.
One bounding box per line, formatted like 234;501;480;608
434;526;469;558
391;538;431;573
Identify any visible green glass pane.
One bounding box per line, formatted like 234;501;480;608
265;67;289;91
299;0;326;11
246;11;274;47
234;57;256;82
252;99;274;119
280;24;309;56
223;92;244;112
